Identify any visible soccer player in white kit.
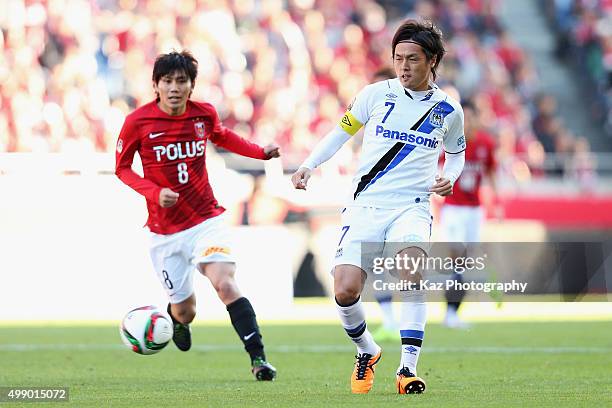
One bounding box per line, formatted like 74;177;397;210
292;19;466;395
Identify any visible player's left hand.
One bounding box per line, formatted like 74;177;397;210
430;175;453;196
291;167;312;190
263;144;281;159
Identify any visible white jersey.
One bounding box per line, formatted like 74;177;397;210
340;78;465;209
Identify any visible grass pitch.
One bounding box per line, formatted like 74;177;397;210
1;321;611;407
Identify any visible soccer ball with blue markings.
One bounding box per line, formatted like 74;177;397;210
120;306;173;355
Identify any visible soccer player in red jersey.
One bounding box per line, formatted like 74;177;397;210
115;51;279;380
441;101;497;328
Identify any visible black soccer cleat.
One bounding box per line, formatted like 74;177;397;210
167;304;192;352
251;356;277;381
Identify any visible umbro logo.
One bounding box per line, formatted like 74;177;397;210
149;132;165;139
404;345;418;355
386;93;398;99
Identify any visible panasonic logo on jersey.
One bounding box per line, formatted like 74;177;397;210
153;141;205;162
375;125;439;148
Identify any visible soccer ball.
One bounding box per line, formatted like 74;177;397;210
120;306;173;355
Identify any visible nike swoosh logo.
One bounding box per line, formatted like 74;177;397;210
149;132;165;139
243;331;257;341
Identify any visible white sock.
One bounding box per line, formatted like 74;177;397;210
398;291;426;375
336;297;380;356
377;295;396;329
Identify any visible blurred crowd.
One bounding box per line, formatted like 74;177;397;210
0;0;599;184
543;0;611;138
0;0;387;161
394;0;597;185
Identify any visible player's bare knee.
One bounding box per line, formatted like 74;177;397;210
173;306;196;324
214;277;240;304
214;278;233;298
333;265;365;305
334;285;361;305
396;246;426;282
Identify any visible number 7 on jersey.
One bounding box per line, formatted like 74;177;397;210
382;102;395;123
338;226;350;246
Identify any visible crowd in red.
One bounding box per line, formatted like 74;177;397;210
0;0;598;182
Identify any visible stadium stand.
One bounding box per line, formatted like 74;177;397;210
542;0;611;136
1;0;605;177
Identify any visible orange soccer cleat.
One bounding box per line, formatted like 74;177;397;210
396;366;426;394
350;350;382;394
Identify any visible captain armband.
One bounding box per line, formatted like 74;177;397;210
339;111;363;136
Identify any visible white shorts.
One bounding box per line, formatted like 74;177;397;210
149;214;235;304
332;203;433;272
440;204;483;242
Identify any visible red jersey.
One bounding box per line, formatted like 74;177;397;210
445;130;496;207
115;100;267;234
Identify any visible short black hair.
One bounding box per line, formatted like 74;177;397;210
152;50;198;85
392;19;445;80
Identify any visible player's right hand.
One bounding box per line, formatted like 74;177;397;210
291;167;312;190
159;188;179;207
